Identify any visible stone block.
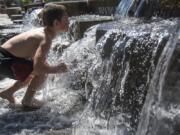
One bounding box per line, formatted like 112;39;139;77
88;0;118;7
133;0;180;18
10;14;23;20
51;1;90;16
69;15;114;40
52;0;118;16
23;0;119;16
96;21;121;42
0;8;6;14
88;0;118;15
13;19;23;24
6;7;22;16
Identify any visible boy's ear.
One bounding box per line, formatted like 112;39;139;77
53;19;61;26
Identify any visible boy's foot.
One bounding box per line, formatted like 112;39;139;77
0;91;15;103
22;98;44;109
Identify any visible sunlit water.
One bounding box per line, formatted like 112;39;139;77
136;21;180;135
0;5;179;135
0;13;101;134
115;0;135;17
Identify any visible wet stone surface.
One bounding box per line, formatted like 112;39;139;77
0;14;13;26
0;14;22;44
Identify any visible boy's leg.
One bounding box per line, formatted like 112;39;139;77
22;74;46;108
0;75;34;104
0;81;22;103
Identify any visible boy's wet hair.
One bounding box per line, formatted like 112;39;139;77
41;3;67;26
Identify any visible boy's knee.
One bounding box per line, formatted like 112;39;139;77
33;74;47;83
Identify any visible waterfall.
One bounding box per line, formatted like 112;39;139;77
116;0;180;18
70;18;179;134
136;19;180;135
1;16;177;135
115;0;135;17
22;8;43;30
0;1;179;135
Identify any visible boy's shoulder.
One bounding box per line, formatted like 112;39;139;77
24;28;45;42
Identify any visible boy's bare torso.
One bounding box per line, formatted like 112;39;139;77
2;28;50;59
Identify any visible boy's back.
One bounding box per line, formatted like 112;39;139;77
1;28;47;59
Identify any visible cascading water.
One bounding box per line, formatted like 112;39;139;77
116;0;180;18
0;9;73;135
0;9;103;134
74;18;179;134
0;1;179;135
22;8;43;30
136;20;180;135
115;0;135;17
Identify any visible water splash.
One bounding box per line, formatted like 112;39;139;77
136;19;180;135
71;18;179;135
0;5;179;135
22;8;43;30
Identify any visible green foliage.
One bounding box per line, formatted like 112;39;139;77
20;0;32;5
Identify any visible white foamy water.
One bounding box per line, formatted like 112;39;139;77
1;6;179;135
0;20;99;135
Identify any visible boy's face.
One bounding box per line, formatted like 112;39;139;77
57;13;69;32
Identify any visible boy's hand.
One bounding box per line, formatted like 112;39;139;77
57;62;68;73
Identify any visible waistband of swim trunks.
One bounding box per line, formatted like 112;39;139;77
0;47;16;58
0;47;33;62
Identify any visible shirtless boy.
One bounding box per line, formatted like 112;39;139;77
0;3;69;108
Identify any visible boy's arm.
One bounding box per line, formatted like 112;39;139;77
33;40;67;75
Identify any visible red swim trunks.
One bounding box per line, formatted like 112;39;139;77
0;47;33;82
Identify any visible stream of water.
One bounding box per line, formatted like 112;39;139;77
0;1;179;135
